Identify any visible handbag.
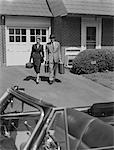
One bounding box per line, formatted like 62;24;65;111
25;62;33;69
44;61;49;73
58;62;65;74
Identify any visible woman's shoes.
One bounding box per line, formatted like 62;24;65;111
36;80;39;84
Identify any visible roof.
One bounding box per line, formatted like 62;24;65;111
47;0;114;17
0;0;52;17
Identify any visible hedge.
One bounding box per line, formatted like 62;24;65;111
70;49;114;75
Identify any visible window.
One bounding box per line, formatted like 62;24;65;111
30;29;47;43
87;27;96;41
86;27;96;49
4;96;38;114
9;28;26;42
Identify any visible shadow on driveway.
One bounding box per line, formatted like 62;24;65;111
23;76;61;83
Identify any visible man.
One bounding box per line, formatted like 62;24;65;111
46;34;62;84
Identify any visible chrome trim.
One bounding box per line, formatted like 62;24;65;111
64;108;70;150
0;111;41;118
23;105;44;150
32;109;55;150
0;89;11;104
85;145;114;150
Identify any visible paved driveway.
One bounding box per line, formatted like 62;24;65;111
0;66;113;107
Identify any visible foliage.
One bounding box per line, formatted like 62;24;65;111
70;49;114;74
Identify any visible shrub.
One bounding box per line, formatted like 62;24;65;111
70;49;114;74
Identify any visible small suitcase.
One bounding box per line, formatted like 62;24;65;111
58;62;65;74
88;102;114;117
25;62;33;69
44;61;49;73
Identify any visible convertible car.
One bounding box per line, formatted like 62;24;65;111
0;86;114;150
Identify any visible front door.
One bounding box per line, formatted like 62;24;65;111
86;27;96;49
81;17;102;50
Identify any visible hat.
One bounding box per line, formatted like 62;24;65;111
50;34;55;39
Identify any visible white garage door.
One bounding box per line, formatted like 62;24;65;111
6;27;49;66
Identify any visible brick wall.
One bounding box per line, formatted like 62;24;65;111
0;15;6;66
102;18;114;46
61;16;81;47
1;25;6;65
0;25;2;66
51;16;81;63
52;16;81;47
51;17;62;43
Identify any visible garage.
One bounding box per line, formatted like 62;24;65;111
6;16;51;66
0;0;52;66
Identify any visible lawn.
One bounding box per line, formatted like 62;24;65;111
83;71;114;90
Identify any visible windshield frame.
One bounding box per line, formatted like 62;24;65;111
0;88;45;150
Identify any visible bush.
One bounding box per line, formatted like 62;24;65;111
70;49;114;74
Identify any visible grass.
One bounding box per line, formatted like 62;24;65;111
83;71;114;90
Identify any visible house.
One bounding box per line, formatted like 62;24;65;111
0;0;52;66
47;0;114;67
0;0;114;66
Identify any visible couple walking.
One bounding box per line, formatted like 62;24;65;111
29;34;62;84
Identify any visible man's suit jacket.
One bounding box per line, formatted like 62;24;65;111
46;41;61;63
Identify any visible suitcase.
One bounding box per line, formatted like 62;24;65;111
88;102;114;117
25;62;33;69
44;61;49;73
58;62;65;74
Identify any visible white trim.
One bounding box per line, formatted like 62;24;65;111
6;16;51;28
6;27;51;66
81;17;102;50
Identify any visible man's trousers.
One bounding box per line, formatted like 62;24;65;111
49;61;58;81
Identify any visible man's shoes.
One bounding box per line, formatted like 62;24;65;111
49;80;53;84
54;78;61;83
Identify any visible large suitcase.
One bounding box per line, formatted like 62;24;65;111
58;62;65;74
88;102;114;117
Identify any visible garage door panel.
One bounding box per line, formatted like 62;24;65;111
7;51;30;66
6;43;31;66
6;27;49;66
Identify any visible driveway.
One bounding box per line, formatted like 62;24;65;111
0;66;113;107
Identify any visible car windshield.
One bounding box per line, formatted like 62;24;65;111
0;92;44;150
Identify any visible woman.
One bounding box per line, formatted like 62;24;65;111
29;35;44;84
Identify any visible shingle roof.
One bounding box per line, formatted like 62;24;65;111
47;0;114;17
0;0;52;17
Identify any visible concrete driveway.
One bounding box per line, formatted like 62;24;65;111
0;66;113;107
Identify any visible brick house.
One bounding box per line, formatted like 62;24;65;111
47;0;114;67
0;0;52;66
0;0;114;66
